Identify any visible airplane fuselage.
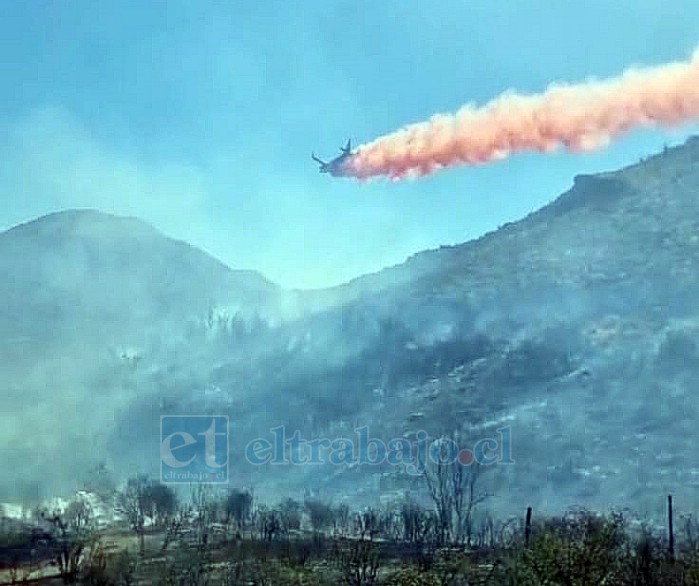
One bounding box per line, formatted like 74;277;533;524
312;139;354;177
321;153;352;176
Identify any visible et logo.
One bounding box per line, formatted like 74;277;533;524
160;415;229;484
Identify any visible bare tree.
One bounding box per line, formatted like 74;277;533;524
256;506;282;542
161;505;193;552
304;498;335;533
452;460;490;547
400;498;434;545
423;440;454;546
143;483;177;529
116;475;147;554
224;489;253;532
158;485;217;586
116;474;176;554
378;506;402;542
41;495;96;583
334;503;351;536
190;484;216;548
278;498;302;534
344;538;380;586
422;432;491;547
353;508;381;541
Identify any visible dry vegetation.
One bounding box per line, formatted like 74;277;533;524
4;480;699;585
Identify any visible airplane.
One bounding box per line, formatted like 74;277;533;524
312;139;354;177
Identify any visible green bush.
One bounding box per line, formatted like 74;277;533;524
384;567;441;586
494;509;627;586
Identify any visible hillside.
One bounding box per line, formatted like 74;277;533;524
0;209;283;501
248;136;699;517
4;138;699;522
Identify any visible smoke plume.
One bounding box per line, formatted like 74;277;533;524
346;49;699;179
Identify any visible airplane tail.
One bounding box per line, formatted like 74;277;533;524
342;139;352;154
311;153;326;166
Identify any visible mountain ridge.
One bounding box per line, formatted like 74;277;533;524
4;137;699;520
10;133;697;310
301;136;699;310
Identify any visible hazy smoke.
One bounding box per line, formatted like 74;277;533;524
347;49;699;179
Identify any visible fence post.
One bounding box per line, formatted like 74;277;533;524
668;494;674;561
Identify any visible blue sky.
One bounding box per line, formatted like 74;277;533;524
1;1;698;288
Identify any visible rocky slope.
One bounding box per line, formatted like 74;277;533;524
5;138;699;522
